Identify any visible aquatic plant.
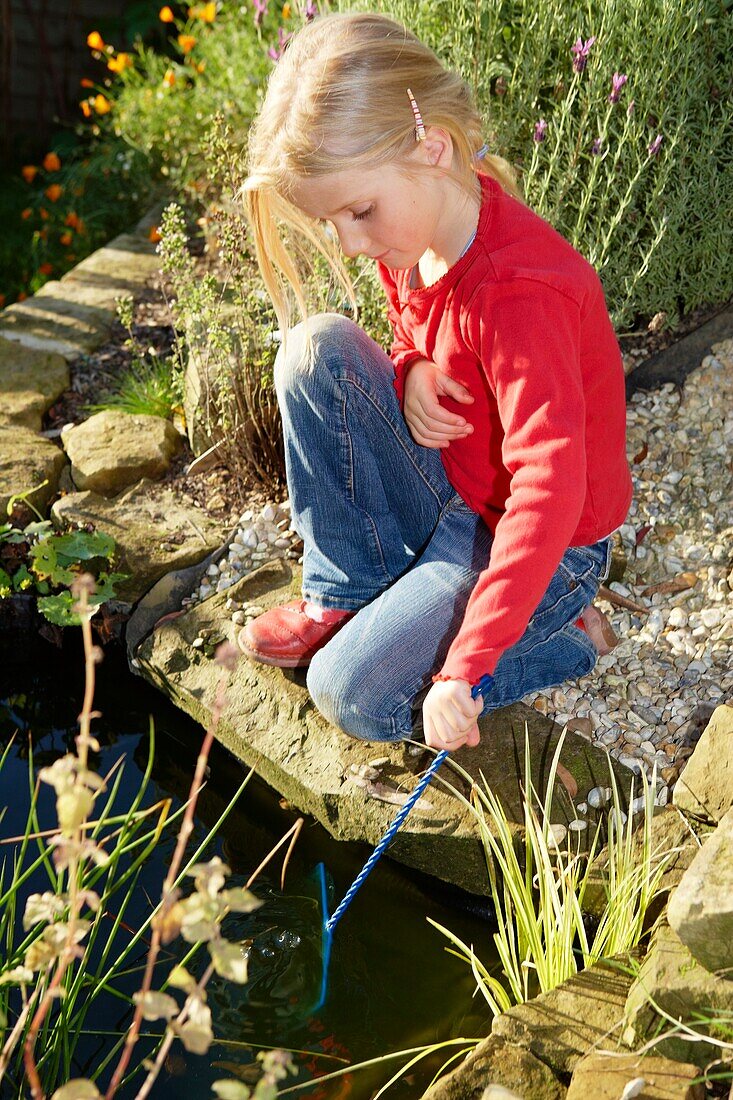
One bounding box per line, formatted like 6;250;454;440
428;731;674;1015
0;575;298;1098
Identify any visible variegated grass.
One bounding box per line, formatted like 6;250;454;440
429;729;675;1015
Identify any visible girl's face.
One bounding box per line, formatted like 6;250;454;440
290;160;446;269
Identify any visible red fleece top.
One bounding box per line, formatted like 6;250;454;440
377;172;632;685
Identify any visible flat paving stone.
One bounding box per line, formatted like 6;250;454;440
0;336;69;430
0;424;66;516
131;558;636;894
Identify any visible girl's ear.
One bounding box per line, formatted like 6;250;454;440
422;126;454;169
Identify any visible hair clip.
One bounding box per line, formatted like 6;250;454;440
475;142;490;160
406;88;426;142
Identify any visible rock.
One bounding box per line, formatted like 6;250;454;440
491;957;635;1075
0;424;66;517
0;337;69;429
51;479;224;602
421;1034;564;1100
131;560;635;894
0;283;113;359
567;1052;704;1100
57;233;161;313
61;410;182;495
673;705;733;823
667;807;733;975
623;921;733;1064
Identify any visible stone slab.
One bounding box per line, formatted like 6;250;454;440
51;479;226;603
667;806;733;976
421;1034;564;1100
567;1052;704;1100
673;704;733;824
623;920;733;1064
0;288;112;359
492;957;635;1075
0;424;67;517
0;337;69;430
58;232;161;311
132;558;635;895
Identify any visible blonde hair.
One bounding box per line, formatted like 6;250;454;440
242;11;521;342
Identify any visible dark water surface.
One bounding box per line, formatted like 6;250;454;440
0;633;497;1099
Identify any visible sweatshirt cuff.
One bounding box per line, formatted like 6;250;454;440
434;650;501;686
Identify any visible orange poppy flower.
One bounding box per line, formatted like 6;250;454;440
60;231;73;246
65;254;77;261
39;208;49;220
39;262;54;276
159;5;175;21
21;165;37;183
21;207;33;220
80;100;92;117
65;212;80;229
86;31;105;50
43;152;61;172
148;226;162;242
282;2;291;17
17;291;27;302
45;184;62;202
163;68;176;87
108;52;132;73
93;94;112;114
178;34;196;53
189;2;216;20
195;60;206;73
76;219;86;234
37;228;48;240
80;77;95;88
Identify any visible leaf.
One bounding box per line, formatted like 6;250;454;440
29;539;73;584
635;524;652;546
23;892;67;931
641;572;698;597
0;567;12;597
219;887;262;914
632;441;648;464
555;763;578;799
52;1080;102;1100
37;592;79;627
168;965;197;993
209;939;248;984
133;989;179;1021
212;1082;251;1100
52;530;115;563
57;787;94;833
11;564;33;592
175;1018;214;1055
187;856;230;897
0;966;34;985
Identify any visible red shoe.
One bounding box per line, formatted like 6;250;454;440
237;600;355;668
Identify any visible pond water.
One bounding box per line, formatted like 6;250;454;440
0;632;498;1099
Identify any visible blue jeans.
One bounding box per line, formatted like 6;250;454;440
275;313;611;743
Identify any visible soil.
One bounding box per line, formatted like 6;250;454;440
42;263;732;534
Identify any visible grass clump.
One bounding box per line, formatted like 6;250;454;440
430;731;674;1015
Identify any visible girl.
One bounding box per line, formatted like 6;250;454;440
239;11;632;754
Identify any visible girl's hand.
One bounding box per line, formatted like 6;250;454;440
403;358;474;448
423;679;483;751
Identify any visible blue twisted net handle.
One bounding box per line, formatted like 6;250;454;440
312;673;493;1011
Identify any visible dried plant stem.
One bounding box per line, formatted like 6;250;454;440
245;816;304;890
0;985;38;1084
134;961;215;1100
23;583;99;1099
105;679;227;1099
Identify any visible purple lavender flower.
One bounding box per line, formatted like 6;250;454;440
305;0;317;19
571;36;596;74
608;72;628;104
648;134;663;156
252;0;268;28
533;118;548;143
591;137;603;155
268;25;291;61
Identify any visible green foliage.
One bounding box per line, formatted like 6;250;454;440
338;0;733;329
86;295;183;420
430;731;673;1015
0;520;126;626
